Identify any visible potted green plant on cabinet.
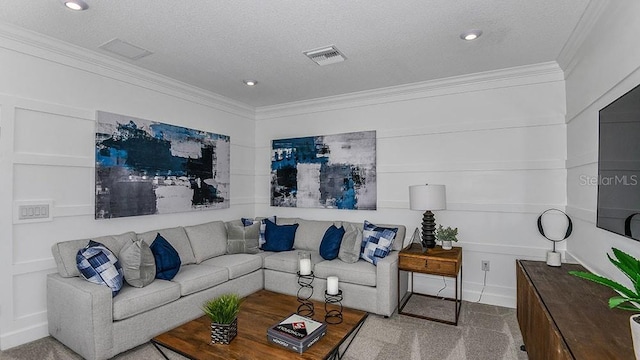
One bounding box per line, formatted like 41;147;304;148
435;225;458;250
569;248;640;359
203;293;242;345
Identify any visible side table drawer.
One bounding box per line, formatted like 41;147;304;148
399;256;457;276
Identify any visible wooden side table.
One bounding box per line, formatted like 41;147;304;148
397;243;462;325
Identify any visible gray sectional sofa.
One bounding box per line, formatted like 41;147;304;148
47;217;406;360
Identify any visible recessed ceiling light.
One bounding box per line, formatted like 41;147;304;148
460;29;482;41
63;0;88;11
243;80;258;86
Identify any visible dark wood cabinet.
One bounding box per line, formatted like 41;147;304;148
516;260;635;360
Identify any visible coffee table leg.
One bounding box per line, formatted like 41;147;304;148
152;341;170;360
331;316;366;359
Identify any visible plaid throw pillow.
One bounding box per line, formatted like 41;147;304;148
241;216;276;248
76;240;124;296
360;221;398;265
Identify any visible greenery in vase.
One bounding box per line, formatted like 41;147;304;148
203;293;242;324
435;225;458;242
569;247;640;311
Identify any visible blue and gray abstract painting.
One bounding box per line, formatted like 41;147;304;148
271;131;376;210
95;111;230;219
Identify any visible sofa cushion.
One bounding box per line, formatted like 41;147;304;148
360;221;398;265
150;234;181;280
287;219;338;251
113;280;181;321
76;240;124;297
200;254;262;279
314;259;377;287
52;232;136;278
184;221;227;263
263;220;298;252
263;251;324;274
119;239;156;288
170;264;228;296
138;226;196;265
226;222;260;254
319;225;345;260
338;223;363;263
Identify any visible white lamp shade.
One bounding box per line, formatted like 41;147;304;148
409;184;446;211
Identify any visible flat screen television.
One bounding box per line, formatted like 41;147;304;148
597;84;640;240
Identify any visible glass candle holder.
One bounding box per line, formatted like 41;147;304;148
299;251;312;275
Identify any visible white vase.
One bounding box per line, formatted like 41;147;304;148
442;240;452;250
630;314;640;359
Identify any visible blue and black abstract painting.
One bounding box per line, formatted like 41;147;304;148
95;111;230;219
271;131;376;210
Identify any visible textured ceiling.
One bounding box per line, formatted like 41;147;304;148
0;1;592;107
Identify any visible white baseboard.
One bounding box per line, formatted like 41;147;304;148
0;321;48;350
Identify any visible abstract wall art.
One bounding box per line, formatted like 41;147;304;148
95;111;230;219
271;130;376;210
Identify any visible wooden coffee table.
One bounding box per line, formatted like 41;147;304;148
152;289;368;359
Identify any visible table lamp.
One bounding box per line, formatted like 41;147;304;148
409;184;446;249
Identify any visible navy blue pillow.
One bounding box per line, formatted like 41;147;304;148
319;225;345;260
150;233;181;280
262;219;298;252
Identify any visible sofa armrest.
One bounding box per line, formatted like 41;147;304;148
47;273;114;360
375;250;400;316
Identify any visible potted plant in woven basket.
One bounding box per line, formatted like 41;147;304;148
435;225;458;250
202;293;242;345
569;248;640;359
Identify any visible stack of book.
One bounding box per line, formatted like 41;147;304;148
267;313;327;354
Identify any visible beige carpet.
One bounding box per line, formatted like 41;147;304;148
0;297;528;360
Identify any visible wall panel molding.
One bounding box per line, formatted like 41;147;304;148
255;116;565;148
13;259;56;276
256;62;564;120
378;116;565;139
566;205;596;224
378;160;565;173
566;151;597;169
13;153;93;168
0;24;254;119
256;160;564;176
14;99;94;122
557;0;610;78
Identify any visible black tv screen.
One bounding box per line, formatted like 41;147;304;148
597;84;640;240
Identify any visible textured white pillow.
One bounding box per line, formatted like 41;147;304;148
338;223;363;263
119;239;156;288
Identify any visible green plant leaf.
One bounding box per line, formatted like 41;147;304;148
609;296;640;310
609;248;640;293
202;293;242;324
568;270;637;299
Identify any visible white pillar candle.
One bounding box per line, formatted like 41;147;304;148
327;276;339;295
299;258;312;275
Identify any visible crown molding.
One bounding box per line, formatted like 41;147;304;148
255;62;564;120
557;0;610;78
0;22;255;119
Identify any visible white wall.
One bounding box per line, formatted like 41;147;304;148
255;63;567;309
0;28;256;349
565;1;640;280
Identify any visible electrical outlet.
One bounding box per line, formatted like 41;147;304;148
481;260;490;271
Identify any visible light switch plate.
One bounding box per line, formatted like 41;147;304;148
13;200;54;223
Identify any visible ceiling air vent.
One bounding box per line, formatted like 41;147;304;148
303;46;346;66
99;38;153;60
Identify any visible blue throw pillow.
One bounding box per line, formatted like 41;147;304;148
319;225;346;260
150;233;181;280
360;221;398;265
242;216;276;248
76;240;124;297
262;219;298;252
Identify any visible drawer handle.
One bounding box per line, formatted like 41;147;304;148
424;259;428;267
